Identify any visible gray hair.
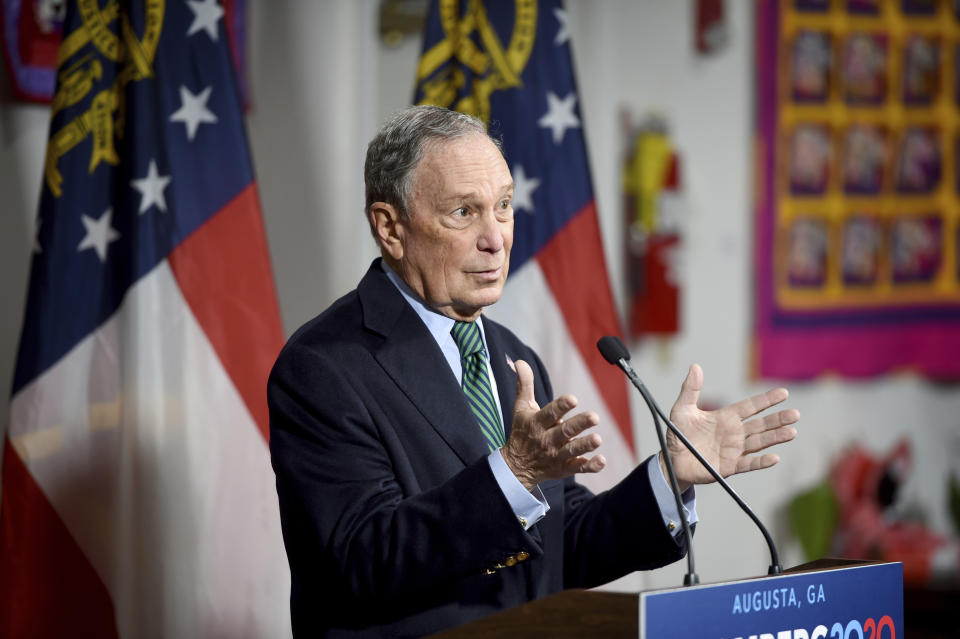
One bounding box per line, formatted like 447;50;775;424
364;105;503;221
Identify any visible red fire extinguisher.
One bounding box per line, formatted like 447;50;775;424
622;115;684;339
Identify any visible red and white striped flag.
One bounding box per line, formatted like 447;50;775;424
0;2;289;636
415;0;635;491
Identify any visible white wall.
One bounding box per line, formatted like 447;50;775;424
1;0;958;593
0;85;47;485
247;0;381;334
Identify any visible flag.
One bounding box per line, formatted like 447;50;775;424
415;0;635;491
0;0;249;105
0;2;290;636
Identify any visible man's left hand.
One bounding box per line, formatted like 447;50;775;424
664;364;799;492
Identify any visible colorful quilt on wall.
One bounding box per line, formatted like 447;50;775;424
755;0;960;380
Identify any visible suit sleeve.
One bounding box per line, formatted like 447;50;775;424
560;458;689;589
268;341;542;609
522;353;689;589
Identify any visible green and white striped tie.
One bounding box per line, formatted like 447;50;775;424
451;321;505;451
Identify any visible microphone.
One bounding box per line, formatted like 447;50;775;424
599;336;698;585
597;335;783;577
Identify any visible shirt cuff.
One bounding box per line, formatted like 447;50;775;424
646;453;698;537
488;449;549;530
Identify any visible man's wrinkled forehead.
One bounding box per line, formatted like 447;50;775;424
412;133;509;187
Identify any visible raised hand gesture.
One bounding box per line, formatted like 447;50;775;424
665;364;799;492
501;360;606;490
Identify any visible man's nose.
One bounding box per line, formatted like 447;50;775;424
476;210;505;252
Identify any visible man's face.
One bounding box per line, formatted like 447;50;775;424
387;134;515;321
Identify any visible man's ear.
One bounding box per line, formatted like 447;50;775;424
369;202;405;260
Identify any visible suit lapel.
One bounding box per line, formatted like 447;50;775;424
359;262;489;465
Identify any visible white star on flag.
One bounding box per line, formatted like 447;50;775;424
553;8;571;45
130;159;172;214
511;165;541;214
187;0;224;41
77;208;120;262
170;85;218;141
538;91;580;145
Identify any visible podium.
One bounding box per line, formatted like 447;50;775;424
429;560;903;638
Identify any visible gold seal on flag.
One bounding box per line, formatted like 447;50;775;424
416;0;536;124
44;0;165;197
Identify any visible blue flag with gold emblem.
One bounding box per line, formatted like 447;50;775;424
415;0;635;490
0;1;289;635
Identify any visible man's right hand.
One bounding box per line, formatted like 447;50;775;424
500;359;606;491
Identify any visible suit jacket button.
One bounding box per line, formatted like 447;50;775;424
505;556;517;567
516;551;529;562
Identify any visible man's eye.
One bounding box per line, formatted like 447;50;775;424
452;207;470;218
499;199;511;209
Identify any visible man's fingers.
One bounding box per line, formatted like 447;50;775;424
564;432;602;457
513;359;538;411
734;387;790;420
507;367;608;484
536;393;579;426
566;454;606;475
735;452;780;474
743;424;797;454
544;411;599;447
674;364;703;410
743;408;800;436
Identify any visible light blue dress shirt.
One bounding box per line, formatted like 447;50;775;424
381;262;696;535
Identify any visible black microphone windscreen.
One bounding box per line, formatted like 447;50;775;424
597;336;630;364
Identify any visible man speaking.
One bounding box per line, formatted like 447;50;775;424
268;106;799;637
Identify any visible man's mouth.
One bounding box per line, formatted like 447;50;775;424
468;266;503;281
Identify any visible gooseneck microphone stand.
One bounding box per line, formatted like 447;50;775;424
644;390;699;586
597;336;783;578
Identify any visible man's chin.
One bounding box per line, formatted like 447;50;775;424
475;285;505;308
451;289;503;320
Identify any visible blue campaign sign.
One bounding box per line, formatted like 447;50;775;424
640;562;902;639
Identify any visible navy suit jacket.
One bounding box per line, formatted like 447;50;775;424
268;260;685;637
